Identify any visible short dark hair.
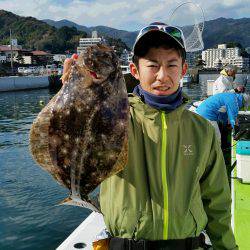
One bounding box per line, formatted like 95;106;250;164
132;32;186;68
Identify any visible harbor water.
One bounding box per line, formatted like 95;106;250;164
0;81;248;250
0;89;91;250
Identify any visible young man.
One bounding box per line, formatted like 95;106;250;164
62;22;237;250
213;64;238;94
99;23;238;250
196;92;250;142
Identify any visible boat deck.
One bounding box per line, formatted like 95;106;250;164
234;179;250;249
232;132;250;250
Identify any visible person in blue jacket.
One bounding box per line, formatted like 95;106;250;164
196;92;249;142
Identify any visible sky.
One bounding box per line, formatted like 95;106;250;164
0;0;250;31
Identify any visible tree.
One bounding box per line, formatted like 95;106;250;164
226;42;242;48
16;53;24;64
105;37;129;57
195;54;206;69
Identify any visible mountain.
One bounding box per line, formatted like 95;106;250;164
88;26;138;49
0;10;88;53
43;19;89;33
44;17;250;50
0;10;129;54
43;19;138;49
203;17;250;49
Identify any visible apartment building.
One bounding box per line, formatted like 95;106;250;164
202;44;249;69
120;49;133;65
77;31;104;54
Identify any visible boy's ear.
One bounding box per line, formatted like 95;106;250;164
182;62;188;77
130;63;140;80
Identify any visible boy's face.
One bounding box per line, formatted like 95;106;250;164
130;47;187;96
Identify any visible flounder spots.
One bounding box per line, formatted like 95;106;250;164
61;148;68;154
76;107;82;113
64;134;69;140
50;135;62;146
75;137;80;144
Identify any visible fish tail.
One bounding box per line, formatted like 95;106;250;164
57;196;100;213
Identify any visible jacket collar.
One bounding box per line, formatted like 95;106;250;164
220;69;228;77
128;93;191;120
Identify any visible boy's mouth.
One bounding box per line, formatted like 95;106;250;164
151;83;171;91
154;86;170;91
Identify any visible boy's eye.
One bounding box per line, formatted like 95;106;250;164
148;64;158;68
169;64;177;67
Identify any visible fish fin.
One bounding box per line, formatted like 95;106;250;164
57;196;101;213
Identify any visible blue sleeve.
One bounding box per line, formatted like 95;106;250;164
225;96;239;128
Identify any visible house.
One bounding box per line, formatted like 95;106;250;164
0;45;22;63
22;50;54;65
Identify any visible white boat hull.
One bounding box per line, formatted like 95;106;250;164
57;212;105;250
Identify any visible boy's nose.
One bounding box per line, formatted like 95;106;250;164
156;66;169;82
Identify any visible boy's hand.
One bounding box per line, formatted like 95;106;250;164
61;54;78;84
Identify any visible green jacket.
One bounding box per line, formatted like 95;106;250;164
100;94;237;250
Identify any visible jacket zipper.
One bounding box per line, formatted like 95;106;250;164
161;112;168;239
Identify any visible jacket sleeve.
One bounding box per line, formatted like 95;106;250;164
225;96;239;128
200;127;238;250
213;75;235;94
213;76;227;94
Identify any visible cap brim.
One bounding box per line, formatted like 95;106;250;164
133;30;186;57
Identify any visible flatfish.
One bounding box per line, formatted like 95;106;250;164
29;44;129;212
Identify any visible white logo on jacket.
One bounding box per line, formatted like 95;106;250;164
182;144;193;156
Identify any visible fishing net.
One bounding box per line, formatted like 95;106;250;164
168;1;205;52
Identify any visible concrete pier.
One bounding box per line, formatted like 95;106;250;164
0;75;49;92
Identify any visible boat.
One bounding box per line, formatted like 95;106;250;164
57;212;105;250
55;108;250;250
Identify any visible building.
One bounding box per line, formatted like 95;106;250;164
120;49;133;65
202;44;250;69
202;46;226;68
213;58;223;69
0;45;23;63
53;54;67;63
0;43;55;66
0;39;23;63
0;55;6;63
225;57;250;69
21;51;53;65
77;31;105;54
